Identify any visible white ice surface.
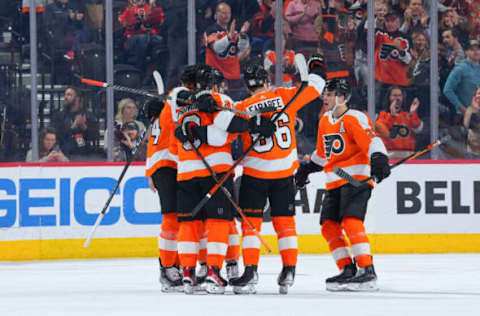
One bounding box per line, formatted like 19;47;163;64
1;254;479;316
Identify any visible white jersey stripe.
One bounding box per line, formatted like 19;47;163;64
178;152;233;174
158;237;177;252
177;241;199;255
243;148;298;173
207;242;228;255
331;246;351;261
278;236;298;251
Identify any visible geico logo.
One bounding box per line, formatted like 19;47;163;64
0;177;161;228
397;181;480;214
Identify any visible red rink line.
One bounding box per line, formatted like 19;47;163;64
0;159;479;168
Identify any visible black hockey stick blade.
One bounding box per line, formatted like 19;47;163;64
333;166;363;187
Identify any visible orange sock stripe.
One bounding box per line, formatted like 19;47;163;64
178;220;202;268
321;220;352;270
241;217;263;266
273;217;298;266
205;219;230;268
158;213;179;267
341;217;372;267
198;222;207;263
226;220;240;261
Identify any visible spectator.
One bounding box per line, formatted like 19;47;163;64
463;85;480;157
375;11;412;111
43;0;89;83
161;0;188;89
203;2;250;100
118;0;165;74
399;0;429;36
444;39;480;115
441;28;465;66
104;98;146;150
52;87;99;160
285;0;321;56
26;127;69;163
314;0;355;83
408;31;430;118
251;0;275;56
439;8;470;45
375;86;423;158
113;120;146;162
264;44;297;87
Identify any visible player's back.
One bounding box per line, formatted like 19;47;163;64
145;95;177;178
175;92;235;181
236;86;318;179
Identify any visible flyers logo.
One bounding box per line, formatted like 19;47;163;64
323;134;345;158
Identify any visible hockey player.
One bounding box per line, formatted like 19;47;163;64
144;64;198;292
174;65;275;294
229;54;327;295
294;79;391;292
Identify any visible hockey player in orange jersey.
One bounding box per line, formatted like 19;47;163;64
144;65;198;292
229;54;327;295
295;79;391;292
173;65;276;294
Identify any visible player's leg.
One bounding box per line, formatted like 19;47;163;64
269;176;297;294
196;221;207;286
177;179;203;294
225;219;240;280
203;174;235;294
229;175;267;294
153;167;182;292
338;184;377;291
320;187;357;291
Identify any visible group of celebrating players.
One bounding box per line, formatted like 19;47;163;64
144;52;392;295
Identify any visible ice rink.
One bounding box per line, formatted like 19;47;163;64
1;254;479;316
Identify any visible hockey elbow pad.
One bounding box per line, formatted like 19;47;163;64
370;152;391;183
177;90;195;107
195;91;218;113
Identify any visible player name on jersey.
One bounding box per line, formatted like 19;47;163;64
246;97;285;113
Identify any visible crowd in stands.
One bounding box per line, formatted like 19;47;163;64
1;0;480;162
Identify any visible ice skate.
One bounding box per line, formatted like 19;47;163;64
229;265;258;294
159;265;183;293
205;266;228;294
345;265;378;292
325;263;357;292
277;265;295;294
196;262;207;291
182;267;197;294
225;260;239;281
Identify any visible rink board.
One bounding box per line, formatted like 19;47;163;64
0;161;479;260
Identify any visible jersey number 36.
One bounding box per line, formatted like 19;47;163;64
253;113;292;153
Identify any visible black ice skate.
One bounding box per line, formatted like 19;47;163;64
345;265;378;292
229;265;258;294
205;266;228;294
325;263;357;292
226;260;239;281
182;267;197;295
277;265;295;294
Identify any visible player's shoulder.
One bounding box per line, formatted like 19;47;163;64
344;109;371;128
213;92;234;107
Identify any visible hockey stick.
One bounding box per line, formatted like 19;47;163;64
333;135;451;188
190;54;310;217
81;77;269;117
181;128;273;252
84;127;149;248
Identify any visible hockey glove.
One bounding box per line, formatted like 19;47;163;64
144;98;165;121
248;116;277;137
174;121;201;144
177;90;195;107
295;161;323;188
307;53;326;79
379;43;399;59
370;152;391;183
195;91;218;113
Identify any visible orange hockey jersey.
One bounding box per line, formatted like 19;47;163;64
375;30;412;86
312;110;388;190
264;50;296;87
145;89;180;177
236;73;326;179
173;91;237;181
375;111;423;152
